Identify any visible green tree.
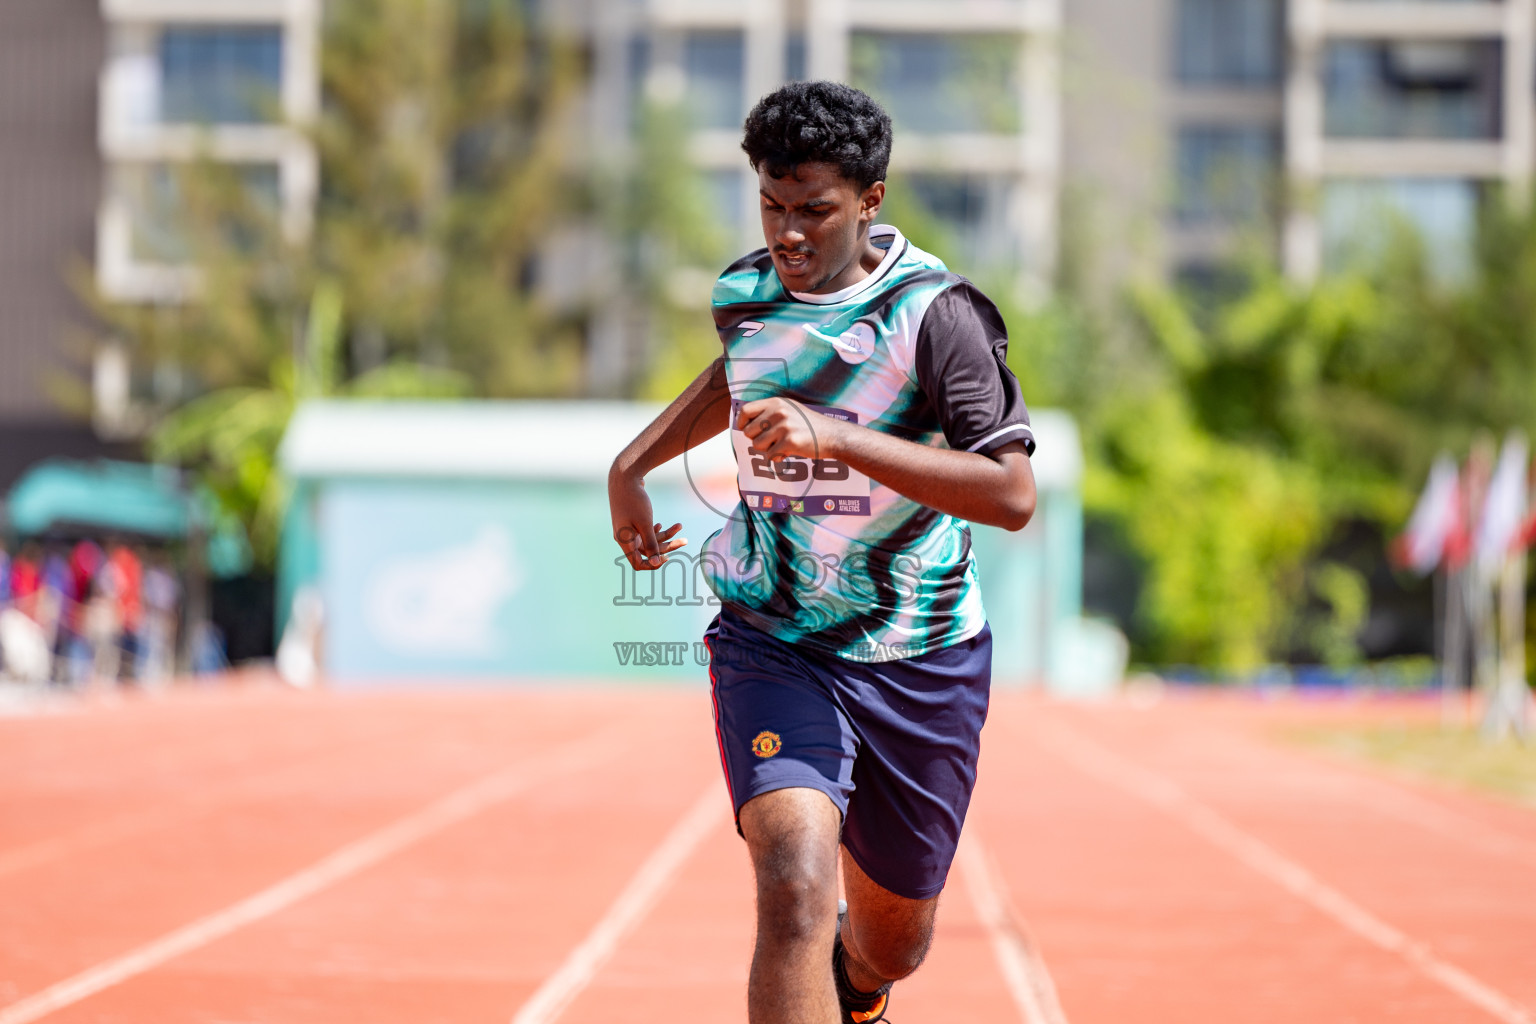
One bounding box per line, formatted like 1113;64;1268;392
84;0;584;564
621;101;734;401
1075;187;1536;671
147;280;470;564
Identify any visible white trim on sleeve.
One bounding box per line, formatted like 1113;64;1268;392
966;423;1035;454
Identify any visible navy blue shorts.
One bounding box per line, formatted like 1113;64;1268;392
704;606;991;900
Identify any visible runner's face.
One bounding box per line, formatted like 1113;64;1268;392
757;162;883;294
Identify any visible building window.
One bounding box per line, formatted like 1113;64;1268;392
160;25;285;125
709;169;745;240
684;32;745;130
1321;177;1479;279
899;174;1017;275
1174;125;1279;224
1175;262;1254;309
1176;0;1284;86
624;34;651;130
850;33;1021;134
1324;39;1502;139
122;162;281;263
785;32;807;83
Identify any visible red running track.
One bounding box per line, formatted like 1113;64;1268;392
0;683;1532;1023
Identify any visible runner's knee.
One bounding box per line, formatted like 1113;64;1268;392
847;920;933;982
740;790;841;945
751;840;839;943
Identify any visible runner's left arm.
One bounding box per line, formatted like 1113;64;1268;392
609;357;732;569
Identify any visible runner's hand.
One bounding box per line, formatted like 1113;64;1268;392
608;471;687;570
737;397;846;461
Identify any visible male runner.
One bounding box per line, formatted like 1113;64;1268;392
609;81;1036;1024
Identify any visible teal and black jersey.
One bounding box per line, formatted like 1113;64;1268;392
699;225;1035;662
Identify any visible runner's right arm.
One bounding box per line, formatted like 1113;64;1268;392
609;357;732;570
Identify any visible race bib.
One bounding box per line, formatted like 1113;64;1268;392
731;400;872;517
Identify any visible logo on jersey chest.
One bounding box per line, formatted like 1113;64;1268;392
803;321;876;364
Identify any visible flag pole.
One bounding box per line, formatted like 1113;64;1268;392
1442;566;1465;726
1480;431;1532;742
1462;435;1497;732
1432;562;1443;693
1483;545;1530;741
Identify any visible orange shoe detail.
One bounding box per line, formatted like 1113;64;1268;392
850;993;888;1023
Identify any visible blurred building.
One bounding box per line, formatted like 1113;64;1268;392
0;2;113;488
561;0;1061;393
2;0;1532;454
1065;0;1534;289
574;0;1060;274
1284;0;1532;282
0;0;316;490
95;0;318;305
571;0;1536;370
94;0;318;429
1063;0;1284;293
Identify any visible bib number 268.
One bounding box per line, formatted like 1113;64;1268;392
748;453;850;483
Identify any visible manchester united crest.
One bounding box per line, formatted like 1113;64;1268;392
751;730;783;758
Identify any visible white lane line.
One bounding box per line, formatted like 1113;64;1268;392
510;782;726;1024
1037;722;1536;1024
957;833;1070;1024
0;728;631;1024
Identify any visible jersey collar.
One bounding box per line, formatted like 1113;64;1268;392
788;225;906;306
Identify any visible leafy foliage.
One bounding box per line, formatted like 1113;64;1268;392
622;102;734;401
148;282;470;564
83;0;580;565
310;0;586;393
999;187;1536;671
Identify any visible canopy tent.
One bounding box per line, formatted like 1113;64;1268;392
2;459;252;579
5;459;191;538
0;458;248;675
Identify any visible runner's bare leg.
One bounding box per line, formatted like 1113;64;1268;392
839;847;938;993
740;788;842;1024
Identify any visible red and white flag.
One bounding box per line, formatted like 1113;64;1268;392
1394;454;1459;575
1476;433;1529;574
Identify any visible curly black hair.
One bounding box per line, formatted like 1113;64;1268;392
741;81;892;189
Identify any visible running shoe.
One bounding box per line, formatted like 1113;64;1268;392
834;901;892;1024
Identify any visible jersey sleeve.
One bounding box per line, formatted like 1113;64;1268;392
913;281;1036;457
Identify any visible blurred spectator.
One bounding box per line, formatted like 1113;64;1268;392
1;544;51;685
1;539;189;689
138;555;180;685
69;541;104;610
64;541;106;685
33;548;71;681
108;544;144;678
276;586;324;688
0;544;9;675
83;563;123;689
11;545;41;621
0;607;50;684
191;620;230;677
